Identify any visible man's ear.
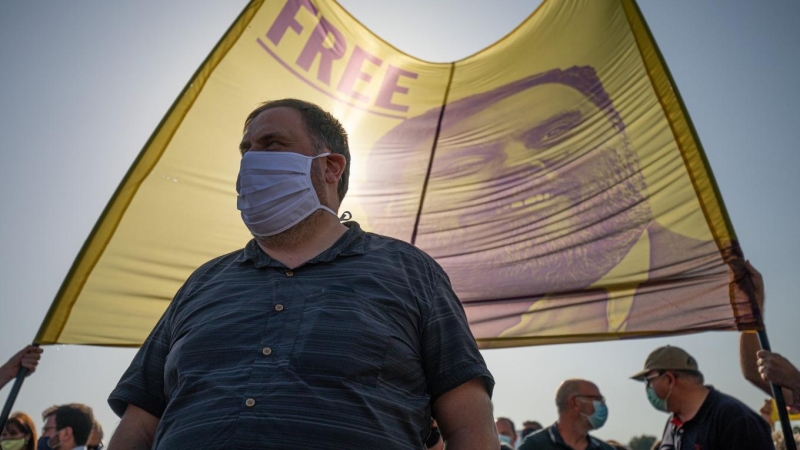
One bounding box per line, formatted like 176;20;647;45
324;152;346;184
63;426;74;442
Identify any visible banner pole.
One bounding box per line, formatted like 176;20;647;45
0;367;29;433
757;329;797;450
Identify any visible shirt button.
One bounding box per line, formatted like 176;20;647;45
285;270;294;277
245;398;255;407
262;347;272;356
274;304;284;312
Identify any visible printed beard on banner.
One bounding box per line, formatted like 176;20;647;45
36;0;758;347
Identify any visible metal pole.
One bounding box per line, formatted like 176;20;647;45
757;330;797;450
0;366;29;433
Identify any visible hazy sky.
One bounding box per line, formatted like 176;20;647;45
1;0;798;445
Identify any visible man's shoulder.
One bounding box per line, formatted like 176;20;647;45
519;428;554;449
707;387;760;415
361;228;421;252
699;388;774;446
360;229;441;268
193;247;247;275
176;246;249;296
702;388;772;435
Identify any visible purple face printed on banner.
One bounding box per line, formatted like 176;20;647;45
366;67;651;306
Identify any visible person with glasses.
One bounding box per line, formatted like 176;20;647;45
631;345;774;450
519;379;613;450
38;404;93;450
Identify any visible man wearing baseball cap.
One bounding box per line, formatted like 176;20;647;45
631;345;774;449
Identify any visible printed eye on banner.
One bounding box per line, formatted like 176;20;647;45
257;0;419;119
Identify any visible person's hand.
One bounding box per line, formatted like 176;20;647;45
757;350;800;391
1;346;43;384
19;345;43;372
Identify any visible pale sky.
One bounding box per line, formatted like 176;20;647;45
1;0;798;445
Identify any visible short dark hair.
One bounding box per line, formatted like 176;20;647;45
54;404;94;446
521;420;543;438
244;99;351;202
41;405;58;421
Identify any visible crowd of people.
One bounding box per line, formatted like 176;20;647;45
0;402;103;450
2;100;799;449
478;344;800;450
3;338;797;449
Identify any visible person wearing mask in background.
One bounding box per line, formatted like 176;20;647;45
1;412;37;450
39;404;93;450
0;346;43;390
632;345;774;449
519;379;613;450
521;421;543;440
496;417;517;449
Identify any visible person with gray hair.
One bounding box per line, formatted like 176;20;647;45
495;416;517;449
519;379;613;450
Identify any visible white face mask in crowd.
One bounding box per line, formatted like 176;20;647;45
236;151;337;237
0;438;27;450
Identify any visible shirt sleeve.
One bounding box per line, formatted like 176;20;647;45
107;286;183;419
419;254;495;403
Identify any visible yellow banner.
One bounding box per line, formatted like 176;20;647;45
36;0;757;347
771;399;800;422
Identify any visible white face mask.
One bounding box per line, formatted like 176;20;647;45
237;151;337;237
0;438;27;450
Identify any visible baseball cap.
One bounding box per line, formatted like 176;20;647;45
630;345;700;380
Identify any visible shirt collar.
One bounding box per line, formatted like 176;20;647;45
236;221;368;268
669;385;716;429
548;422;605;449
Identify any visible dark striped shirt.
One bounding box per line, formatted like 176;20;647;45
109;222;493;449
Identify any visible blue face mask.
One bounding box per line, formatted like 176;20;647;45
647;386;670;412
499;434;513;446
36;436;50;450
580;400;609;429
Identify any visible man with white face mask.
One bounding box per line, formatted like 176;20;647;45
107;99;496;450
631;345;774;450
519;379;613;450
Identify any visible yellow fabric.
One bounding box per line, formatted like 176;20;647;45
771;399;800;422
36;0;754;347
